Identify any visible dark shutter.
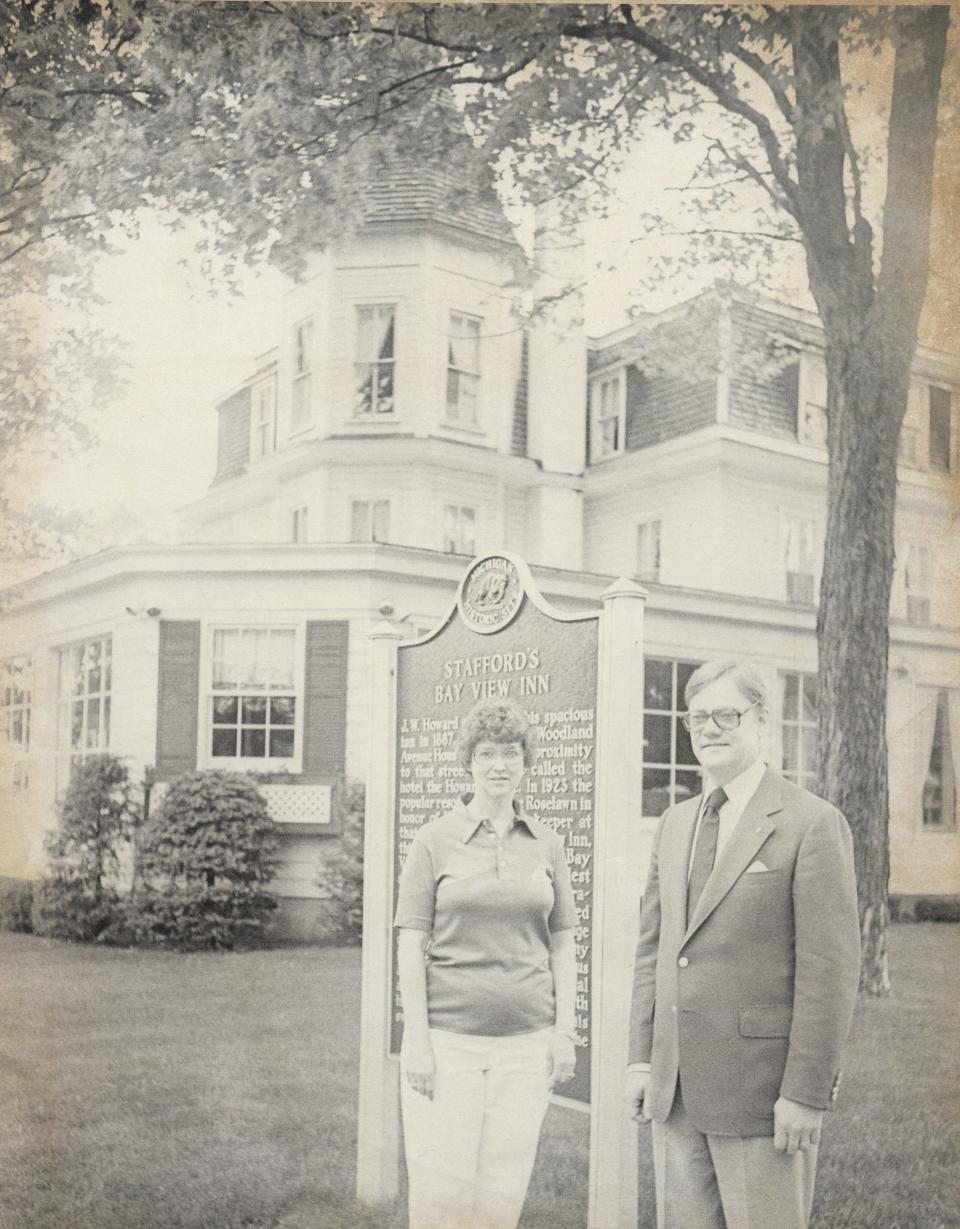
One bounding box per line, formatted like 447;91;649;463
155;621;201;779
214;386;251;482
302;621;349;777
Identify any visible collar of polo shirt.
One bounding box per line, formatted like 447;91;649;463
455;795;543;843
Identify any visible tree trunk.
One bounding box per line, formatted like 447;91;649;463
798;8;949;994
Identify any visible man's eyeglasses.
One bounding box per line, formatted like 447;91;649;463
681;702;758;732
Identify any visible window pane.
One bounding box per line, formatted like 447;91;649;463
802;675;817;721
800;727;818;778
782;673;799;720
372;500;390;542
71;646;85;695
86;699;100;748
71;701;84;749
270;728;295;758
238;629;266;689
270;697;296;725
676;661;698;703
212;728;237;757
376;365;394;414
103;698;110;745
782;726;799;773
460;506;476;555
241;729;266;757
268;630;295;689
213;629;239;690
242;696;267;724
644;660;673;710
213;696;238;723
446;369;460;420
675;718;697;765
377;310;395;360
354;368;373;416
642;768;671;817
674;770;702;805
643;714;671;765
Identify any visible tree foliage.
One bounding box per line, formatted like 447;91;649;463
315;779;366;944
33;752;140;942
5;3;955;988
131;771;279;950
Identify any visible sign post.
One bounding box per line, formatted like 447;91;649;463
357;555;645;1228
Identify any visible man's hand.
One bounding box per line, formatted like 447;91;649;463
549;1032;577;1087
402;1037;435;1100
774;1096;823;1154
625;1070;651;1123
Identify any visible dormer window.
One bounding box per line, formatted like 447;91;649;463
590;370;625;461
446;312;481;427
355;305;396;417
291;319;313;434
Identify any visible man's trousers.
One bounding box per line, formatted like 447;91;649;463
400;1027;553;1229
651;1087;818;1229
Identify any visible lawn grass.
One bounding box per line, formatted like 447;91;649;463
0;925;956;1229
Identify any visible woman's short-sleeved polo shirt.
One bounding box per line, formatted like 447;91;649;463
394;797;577;1036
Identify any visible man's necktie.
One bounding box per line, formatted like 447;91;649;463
686;787;727;925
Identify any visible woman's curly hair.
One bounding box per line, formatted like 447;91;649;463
457;699;534;770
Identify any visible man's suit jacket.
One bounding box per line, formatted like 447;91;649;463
628;767;861;1138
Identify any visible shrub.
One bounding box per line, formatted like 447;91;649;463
0;879;35;933
129;771;279;950
33;754;139;942
315;780;365;943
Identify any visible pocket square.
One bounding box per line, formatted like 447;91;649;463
745;861;770;874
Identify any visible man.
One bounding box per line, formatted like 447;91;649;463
626;660;861;1229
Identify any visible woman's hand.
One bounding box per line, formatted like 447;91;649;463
402;1036;436;1099
549;1031;576;1088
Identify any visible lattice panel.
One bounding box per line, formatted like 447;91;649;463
148;781;332;825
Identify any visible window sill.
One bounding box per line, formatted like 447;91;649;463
440;420;486;438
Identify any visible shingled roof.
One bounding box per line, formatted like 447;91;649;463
360;151;517;247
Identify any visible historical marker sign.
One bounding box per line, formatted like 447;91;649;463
390;553;598;1105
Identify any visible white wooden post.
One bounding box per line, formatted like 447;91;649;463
356;621;404;1206
588;578;647;1229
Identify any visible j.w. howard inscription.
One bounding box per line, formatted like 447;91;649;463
391;554;599;1105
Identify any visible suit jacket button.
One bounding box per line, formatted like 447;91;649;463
678;956;689;968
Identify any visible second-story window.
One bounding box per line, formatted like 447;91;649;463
637;519;661;583
590;371;625;461
929;386;952;472
443;504;476;555
905;543;931;624
355;305;396;417
291;319;313;434
252;377;277;460
446;312;481;427
291;506;309;543
352;499;391;543
783;516;817;605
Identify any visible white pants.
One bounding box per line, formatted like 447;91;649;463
401;1027;553;1229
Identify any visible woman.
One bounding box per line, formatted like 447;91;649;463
395;698;577;1229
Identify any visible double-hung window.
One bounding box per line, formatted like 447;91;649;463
591;371;625;461
443;504;476;555
783;517;817;605
355;305;396;416
352;499;390;543
929;386;952;472
446;312;481;426
291;506;309;543
781;672;818;791
905;543;931;624
637;519;661;583
922;690;957;830
58;636;111;782
209;627;298;766
2;656;31;791
291;319;313;434
641;658;701;816
252;376;277;460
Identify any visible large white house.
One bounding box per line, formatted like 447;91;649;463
2;168;958;937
